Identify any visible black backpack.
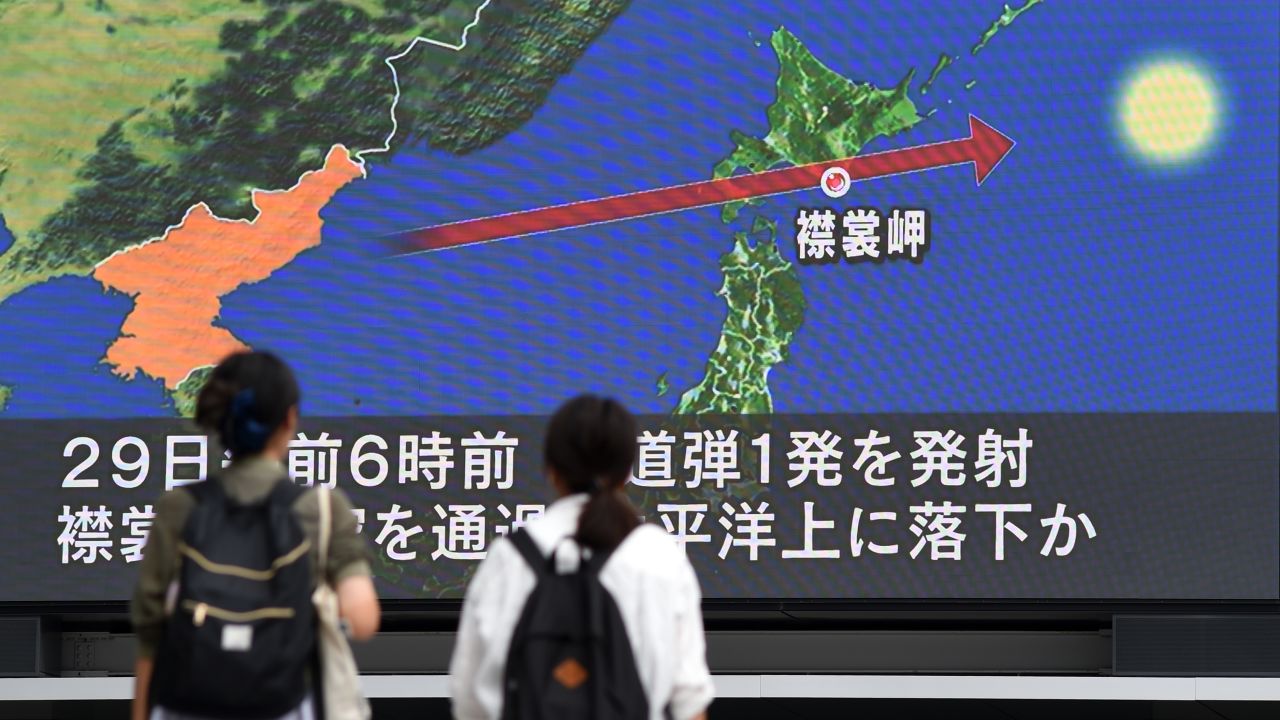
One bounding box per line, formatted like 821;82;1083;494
152;476;316;719
502;530;655;720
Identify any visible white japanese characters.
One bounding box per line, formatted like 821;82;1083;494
852;429;899;487
842;208;881;260
289;432;341;488
54;425;1100;568
908;501;967;561
120;505;155;564
57;505;114;564
431;505;487;561
683;429;741;489
718;501;776;561
787;431;843;487
911;430;967;487
974;428;1033;488
886;208;928;259
796;207;930;264
399;432;453;488
375;504;422;561
795;208;838;262
461;431;517;490
656;504;713;553
633;430;677;487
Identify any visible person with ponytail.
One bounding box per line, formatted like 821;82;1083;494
130;351;380;720
450;395;714;720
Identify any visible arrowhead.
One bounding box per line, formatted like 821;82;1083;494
967;114;1016;185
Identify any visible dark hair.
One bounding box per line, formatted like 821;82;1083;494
544;395;641;551
194;351;300;457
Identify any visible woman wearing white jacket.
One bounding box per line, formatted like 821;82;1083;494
449;395;714;720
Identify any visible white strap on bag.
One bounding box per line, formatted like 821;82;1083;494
314;488;371;720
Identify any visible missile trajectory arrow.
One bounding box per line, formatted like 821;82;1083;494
390;114;1015;255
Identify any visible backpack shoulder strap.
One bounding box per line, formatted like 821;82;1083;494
266;475;305;507
314;487;331;570
506;530;549;578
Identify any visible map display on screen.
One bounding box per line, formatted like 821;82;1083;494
0;0;1275;602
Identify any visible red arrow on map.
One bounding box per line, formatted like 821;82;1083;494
390;114;1014;255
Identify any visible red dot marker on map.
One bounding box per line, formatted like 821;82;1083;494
389;114;1015;255
820;167;851;198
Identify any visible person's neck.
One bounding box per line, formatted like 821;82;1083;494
262;432;292;462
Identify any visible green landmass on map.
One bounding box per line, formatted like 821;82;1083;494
0;385;10;412
392;0;633;154
920;52;956;95
171;367;213;419
0;0;629;305
677;27;922;415
677;0;1045;417
972;0;1045;56
712;27;921;224
0;0;630;424
0;0;273;300
0;0;630;592
675;218;804;414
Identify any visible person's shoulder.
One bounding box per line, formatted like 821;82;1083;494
635;522;687;544
284;483;362;521
141;485;198;540
487;533;524;566
628;522;681;550
462;532;530;601
289;484;355;508
155;485;197;516
613;523;694;576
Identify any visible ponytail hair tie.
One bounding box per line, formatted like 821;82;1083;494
229;388;269;455
230;387;253;416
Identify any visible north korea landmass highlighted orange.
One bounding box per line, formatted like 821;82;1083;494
94;145;364;389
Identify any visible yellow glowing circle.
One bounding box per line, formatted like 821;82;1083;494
1119;58;1220;164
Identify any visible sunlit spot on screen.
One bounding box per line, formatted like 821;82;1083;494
1117;56;1221;166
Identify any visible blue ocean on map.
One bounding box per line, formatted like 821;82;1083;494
2;0;1276;417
